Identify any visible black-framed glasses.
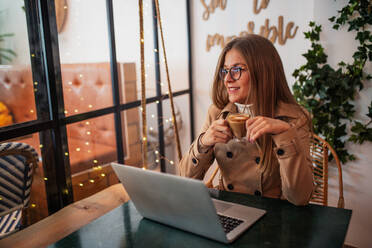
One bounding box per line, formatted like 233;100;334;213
219;66;246;81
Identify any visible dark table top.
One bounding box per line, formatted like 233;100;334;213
49;189;352;248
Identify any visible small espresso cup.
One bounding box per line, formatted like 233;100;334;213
227;113;250;139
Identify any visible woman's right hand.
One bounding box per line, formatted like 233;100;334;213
200;119;233;147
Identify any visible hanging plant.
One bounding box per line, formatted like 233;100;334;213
292;0;372;163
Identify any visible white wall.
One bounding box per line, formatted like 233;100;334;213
4;0;371;247
191;1;371;247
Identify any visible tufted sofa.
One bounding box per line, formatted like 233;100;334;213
0;63;142;202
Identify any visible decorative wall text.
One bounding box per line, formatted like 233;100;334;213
253;0;270;14
202;0;299;51
200;0;227;21
206;16;298;51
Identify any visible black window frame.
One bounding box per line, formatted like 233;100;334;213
0;0;194;214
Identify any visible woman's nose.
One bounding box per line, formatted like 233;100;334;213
224;71;234;82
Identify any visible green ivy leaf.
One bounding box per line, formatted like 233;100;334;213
292;0;372;164
367;101;372;119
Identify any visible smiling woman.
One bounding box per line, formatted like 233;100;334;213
179;34;314;206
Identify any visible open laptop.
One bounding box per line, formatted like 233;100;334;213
111;163;266;244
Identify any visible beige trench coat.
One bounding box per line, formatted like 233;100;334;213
178;102;314;206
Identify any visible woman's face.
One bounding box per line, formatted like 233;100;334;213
222;48;250;104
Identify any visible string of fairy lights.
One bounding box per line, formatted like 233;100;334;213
25;1;183;210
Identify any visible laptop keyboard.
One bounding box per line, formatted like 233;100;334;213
218;214;244;234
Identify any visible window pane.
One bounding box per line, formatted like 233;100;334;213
67;114;118;201
113;0;158;101
158;0;189;93
143;102;161;171
0;1;38;127
118;63;138;104
162;95;191;174
57;0;113;116
121;107;142;167
120;104;160;171
61;63;113;116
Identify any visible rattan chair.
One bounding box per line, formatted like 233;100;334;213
205;134;345;208
310;134;344;208
0;142;39;239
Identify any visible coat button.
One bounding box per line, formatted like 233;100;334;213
254;190;261;196
277;148;285;156
227;184;234;190
226;151;233;158
192;158;197;164
255;157;260;164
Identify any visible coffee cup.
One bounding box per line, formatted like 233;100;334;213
227;113;250;139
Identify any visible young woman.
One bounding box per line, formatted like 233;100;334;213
179;35;314;206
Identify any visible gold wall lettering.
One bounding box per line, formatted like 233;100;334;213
206;16;298;51
201;0;270;21
201;0;227;21
253;0;270;14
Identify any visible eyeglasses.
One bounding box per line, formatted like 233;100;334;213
219;66;246;81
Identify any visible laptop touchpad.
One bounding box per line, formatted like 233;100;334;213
212;199;233;213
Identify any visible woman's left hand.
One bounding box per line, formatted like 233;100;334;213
245;116;291;142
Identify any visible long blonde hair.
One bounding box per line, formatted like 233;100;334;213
212;34;307;174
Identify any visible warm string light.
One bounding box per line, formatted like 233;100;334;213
57;118;104;188
31;3;181;195
31;129;177;213
145;109;182;169
33;108;178;201
153;151;175;166
68;140;178;190
148;114;176;128
75;164;107;188
148;115;179;130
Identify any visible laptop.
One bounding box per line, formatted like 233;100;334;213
111;163;266;244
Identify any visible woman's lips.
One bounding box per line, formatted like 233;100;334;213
227;87;240;93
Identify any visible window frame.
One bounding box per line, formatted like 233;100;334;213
0;0;195;214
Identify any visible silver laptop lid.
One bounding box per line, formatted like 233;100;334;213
111;163;228;243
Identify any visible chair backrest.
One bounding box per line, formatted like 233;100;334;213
205;134;345;208
0;142;39;238
310;134;344;208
